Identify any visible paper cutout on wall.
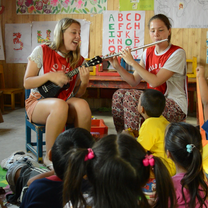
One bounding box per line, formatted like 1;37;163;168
5;23;31;63
0;23;5;60
32;21;56;50
16;0;107;14
13;32;24;50
37;30;51;43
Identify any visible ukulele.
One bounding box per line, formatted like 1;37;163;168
38;56;102;98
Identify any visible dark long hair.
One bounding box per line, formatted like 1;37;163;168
51;127;95;180
63;134;141;208
63;134;176;208
118;134;176;208
141;89;166;117
165;122;208;208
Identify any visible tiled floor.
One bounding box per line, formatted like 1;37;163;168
0;107;197;163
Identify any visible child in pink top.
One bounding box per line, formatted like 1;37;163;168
165;122;208;208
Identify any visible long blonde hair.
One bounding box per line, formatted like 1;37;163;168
47;18;82;69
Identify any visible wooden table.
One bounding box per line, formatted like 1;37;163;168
88;75;197;113
88;75;146;89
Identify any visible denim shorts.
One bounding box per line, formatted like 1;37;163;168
6;158;48;193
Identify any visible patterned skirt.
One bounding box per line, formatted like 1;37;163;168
112;89;186;133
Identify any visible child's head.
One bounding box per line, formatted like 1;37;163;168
165;122;208;208
138;89;165;117
119;133;176;208
63;133;175;208
63;134;141;208
51;127;95;180
165;122;202;171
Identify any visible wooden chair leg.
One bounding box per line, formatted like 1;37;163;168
11;93;15;110
21;91;24;108
0;93;3;113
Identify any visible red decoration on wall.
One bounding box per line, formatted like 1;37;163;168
0;6;4;14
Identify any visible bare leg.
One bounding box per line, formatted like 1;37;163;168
66;97;91;131
31;98;69;154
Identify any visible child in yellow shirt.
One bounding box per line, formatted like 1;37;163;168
136;89;175;176
130;89;176;203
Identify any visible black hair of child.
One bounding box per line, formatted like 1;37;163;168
165;122;208;208
51;127;95;180
63;133;176;208
141;89;166;117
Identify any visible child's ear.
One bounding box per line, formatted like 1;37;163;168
166;149;171;158
48;149;52;162
141;106;145;113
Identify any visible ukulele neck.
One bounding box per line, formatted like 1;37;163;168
65;62;89;78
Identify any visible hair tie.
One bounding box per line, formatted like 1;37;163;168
143;154;155;167
84;148;95;161
186;144;195;153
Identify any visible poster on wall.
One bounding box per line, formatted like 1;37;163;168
16;0;107;15
32;19;90;58
0;23;5;60
5;23;31;63
102;10;145;62
119;0;154;11
154;0;208;28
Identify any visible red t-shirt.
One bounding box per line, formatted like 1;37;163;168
41;44;84;100
145;45;182;94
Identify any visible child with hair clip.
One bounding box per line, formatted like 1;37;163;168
7;128;95;208
63;133;176;208
165;122;208;208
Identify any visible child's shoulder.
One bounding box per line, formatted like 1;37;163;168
30;176;61;189
140;116;169;136
143;115;169;126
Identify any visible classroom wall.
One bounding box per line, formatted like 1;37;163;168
0;0;208;89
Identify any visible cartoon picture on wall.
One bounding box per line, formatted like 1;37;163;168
5;23;31;63
155;0;208;28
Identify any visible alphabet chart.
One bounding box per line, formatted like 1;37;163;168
102;11;145;60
